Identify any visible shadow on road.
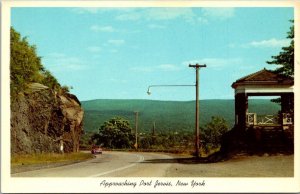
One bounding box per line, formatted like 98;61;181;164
142;152;229;164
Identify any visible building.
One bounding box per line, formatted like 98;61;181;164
230;68;294;153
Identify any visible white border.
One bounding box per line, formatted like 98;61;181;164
1;1;300;193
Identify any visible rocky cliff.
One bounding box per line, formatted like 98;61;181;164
11;83;84;155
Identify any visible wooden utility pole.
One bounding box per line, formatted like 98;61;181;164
134;111;139;150
189;64;206;158
152;121;156;136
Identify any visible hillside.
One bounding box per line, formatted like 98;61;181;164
81;99;281;133
10;27;83;154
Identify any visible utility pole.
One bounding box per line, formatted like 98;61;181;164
152;121;156;136
134;111;139;150
189;63;206;158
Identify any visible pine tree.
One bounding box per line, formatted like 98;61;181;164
267;20;294;78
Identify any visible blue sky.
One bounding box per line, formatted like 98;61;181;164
11;7;293;101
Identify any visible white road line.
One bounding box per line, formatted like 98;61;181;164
88;154;144;177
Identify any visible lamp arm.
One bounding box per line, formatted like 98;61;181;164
147;84;195;95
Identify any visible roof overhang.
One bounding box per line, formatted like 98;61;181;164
232;81;293;89
234;84;294;95
232;69;294;90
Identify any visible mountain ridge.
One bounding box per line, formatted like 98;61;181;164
81;99;280;133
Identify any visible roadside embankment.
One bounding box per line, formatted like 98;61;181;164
11;152;94;174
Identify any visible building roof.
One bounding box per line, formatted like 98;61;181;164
232;68;294;88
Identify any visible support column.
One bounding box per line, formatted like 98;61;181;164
281;93;294;113
235;92;248;130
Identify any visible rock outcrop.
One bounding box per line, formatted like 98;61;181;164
11;83;84;155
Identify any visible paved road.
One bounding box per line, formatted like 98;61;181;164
12;151;294;177
12;151;174;177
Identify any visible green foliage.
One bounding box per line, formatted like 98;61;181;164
138;131;193;150
10;27;64;98
92;117;134;149
87;116;229;154
267;20;294;108
10;27;44;96
267;20;294;78
40;70;61;90
81;99;280;133
202;116;229;151
79;131;95;150
61;85;71;93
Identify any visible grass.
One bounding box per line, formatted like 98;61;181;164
11;152;94;166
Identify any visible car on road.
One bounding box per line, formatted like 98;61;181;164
91;146;102;154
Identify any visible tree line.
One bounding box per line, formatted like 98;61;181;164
81;116;229;155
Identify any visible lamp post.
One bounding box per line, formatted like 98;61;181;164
147;85;195;95
147;64;206;158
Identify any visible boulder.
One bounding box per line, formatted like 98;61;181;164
11;83;84;155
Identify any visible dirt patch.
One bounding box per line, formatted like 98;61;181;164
165;154;294;177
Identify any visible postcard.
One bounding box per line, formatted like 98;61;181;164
1;0;299;193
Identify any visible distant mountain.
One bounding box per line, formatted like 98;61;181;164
81;99;280;133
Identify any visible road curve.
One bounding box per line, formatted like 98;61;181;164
12;151;174;177
11;151;294;177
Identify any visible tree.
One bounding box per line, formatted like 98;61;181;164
10;27;64;98
267;20;294;106
10;27;44;96
267;20;294;78
92;117;134;149
202;116;229;151
40;70;61;90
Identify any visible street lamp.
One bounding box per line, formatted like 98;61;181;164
147;85;195;96
147;64;206;158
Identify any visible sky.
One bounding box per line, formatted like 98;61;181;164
11;7;293;101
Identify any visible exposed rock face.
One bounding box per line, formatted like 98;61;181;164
11;84;84;155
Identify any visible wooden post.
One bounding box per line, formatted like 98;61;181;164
235;93;248;130
134;111;139;150
189;64;206;158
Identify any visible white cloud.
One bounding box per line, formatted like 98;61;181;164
148;24;166;29
183;58;242;70
202;8;235;20
87;46;101;53
115;8;196;23
108;39;125;46
75;8;235;25
71;8;104;14
248;38;290;48
131;64;181;73
47;53;66;58
157;64;181;71
228;43;237;48
109;78;128;84
71;8;133;14
54;57;85;71
44;53;87;72
197;17;209;24
146;8;195;21
116;12;141;21
90;25;116;32
80;8;191;22
109;49;118;53
130;66;154;73
229;38;290;49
